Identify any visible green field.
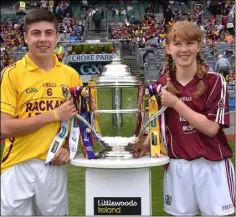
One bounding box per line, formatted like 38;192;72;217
67;90;236;215
0;140;235;216
66;140;235;216
1;87;235;215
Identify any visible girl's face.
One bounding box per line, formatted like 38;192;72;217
166;36;201;68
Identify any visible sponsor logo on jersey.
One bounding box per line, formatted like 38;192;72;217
42;83;57;88
218;98;225;109
180;96;192;102
222;203;233;211
165;195;172;206
60;84;70;98
25;88;38;94
25;100;63;112
24;99;63;117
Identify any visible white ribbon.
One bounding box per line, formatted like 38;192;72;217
45;118;81;164
45;120;70;164
45;119;81;164
161;113;167;151
68;117;80;159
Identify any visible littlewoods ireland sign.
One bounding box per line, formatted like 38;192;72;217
69;53;116;62
94;197;141;215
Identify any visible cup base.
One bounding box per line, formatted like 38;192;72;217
104;151;133;159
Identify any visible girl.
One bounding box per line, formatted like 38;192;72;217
134;21;235;216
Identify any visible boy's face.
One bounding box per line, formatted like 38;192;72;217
24;21;58;59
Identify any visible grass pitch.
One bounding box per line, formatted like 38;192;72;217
0;140;235;216
1;88;235;216
67;140;235;216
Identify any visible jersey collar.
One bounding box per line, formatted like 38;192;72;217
24;53;61;71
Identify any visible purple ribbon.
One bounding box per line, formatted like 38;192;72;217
80;97;95;159
146;83;162;96
70;87;95;159
70;86;84;98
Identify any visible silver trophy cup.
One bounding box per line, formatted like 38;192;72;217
74;58;166;159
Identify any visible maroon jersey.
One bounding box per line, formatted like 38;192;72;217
157;72;232;161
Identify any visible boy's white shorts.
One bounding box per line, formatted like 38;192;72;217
1;159;68;215
164;158;235;216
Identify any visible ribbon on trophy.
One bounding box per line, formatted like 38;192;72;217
45;85;75;164
79;96;95;159
45;120;71;164
69;86;84;160
87;79;101;135
70;82;105;159
68;116;80;159
148;96;167;157
74;84;110;158
45;85;97;164
70;86;97;159
146;84;167;157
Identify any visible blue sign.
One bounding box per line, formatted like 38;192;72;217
70;62;109;75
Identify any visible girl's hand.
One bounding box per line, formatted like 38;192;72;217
158;90;180;109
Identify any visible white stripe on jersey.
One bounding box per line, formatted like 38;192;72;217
207;72;227;125
217;73;225;124
208;73;228;160
219;73;226;124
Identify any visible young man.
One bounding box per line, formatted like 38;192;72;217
1;9;82;215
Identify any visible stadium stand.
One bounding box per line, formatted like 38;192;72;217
1;0;235;110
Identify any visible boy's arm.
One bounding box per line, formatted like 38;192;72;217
1;100;78;139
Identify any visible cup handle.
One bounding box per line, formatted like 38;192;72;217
140;106;167;136
139;84;167;136
74;114;111;150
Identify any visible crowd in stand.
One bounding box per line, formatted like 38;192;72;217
1;0;235;83
107;0;235;82
1;0;88;69
1;18;28;69
109;0;235;48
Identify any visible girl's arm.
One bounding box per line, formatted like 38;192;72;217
159;91;220;137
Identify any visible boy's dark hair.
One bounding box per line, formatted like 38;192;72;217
23;9;58;32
